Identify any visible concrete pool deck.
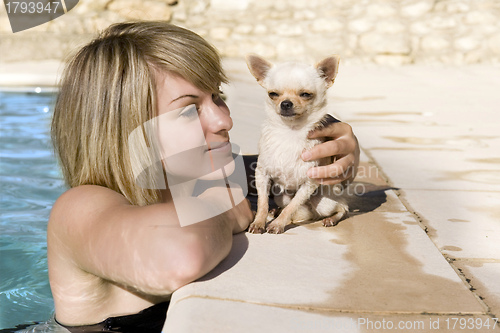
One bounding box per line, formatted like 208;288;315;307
1;60;499;332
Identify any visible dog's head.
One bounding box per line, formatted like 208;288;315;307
246;55;340;120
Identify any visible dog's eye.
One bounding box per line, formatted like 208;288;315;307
268;92;279;99
300;92;313;99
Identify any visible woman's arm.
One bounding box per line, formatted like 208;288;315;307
301;121;360;185
48;184;252;296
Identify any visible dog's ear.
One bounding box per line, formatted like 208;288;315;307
246;54;272;84
316;55;340;88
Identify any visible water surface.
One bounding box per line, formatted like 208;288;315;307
0;89;66;330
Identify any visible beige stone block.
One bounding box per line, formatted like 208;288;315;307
46;14;88;34
465;11;496;25
91;11;126;32
489;34;500;55
401;0;434;18
221;44;240;58
169;209;483;314
410;21;431;35
457;263;500;318
375;20;406;34
421;35;450;52
287;0;315;9
252;0;273;10
210;0;250;11
274;23;303;37
269;10;294;20
276;39;305;59
72;0;110;13
428;16;458;30
366;3;397;17
171;1;187;21
253;24;268;35
476;24;499;35
374;54;412;66
434;1;470;13
348;18;374;34
304;37;345;60
454;36;481;52
310;18;343;33
234;24;253;35
271;0;288;11
347;34;357;50
347;3;365;18
402;190;500;259
188;0;209;15
165;298;492;332
360;33;411;54
0;15;13;33
464;49;485;64
239;41;276;60
293;9;316;20
108;0;173;20
209;26;231;40
0;60;62;86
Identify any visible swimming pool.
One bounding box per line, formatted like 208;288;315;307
0;89;66;331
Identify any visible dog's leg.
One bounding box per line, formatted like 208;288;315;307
267;182;319;234
310;185;348;227
248;166;271;234
321;202;348;227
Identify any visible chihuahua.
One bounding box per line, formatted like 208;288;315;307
246;54;348;234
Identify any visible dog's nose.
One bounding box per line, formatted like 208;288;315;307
280;100;293;111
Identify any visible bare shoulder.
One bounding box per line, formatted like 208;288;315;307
47;185;133;249
50;185;129;222
53;184;129;209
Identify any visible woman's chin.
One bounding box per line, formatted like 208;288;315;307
198;159;236;181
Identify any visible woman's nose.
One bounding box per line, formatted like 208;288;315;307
205;101;233;134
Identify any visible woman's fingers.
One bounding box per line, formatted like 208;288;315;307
302;138;352;162
301;121;360;184
308;121;354;140
306;154;356;182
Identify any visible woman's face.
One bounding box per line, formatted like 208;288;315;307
155;71;235;181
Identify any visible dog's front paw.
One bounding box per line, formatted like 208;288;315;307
248;221;266;234
266;221;285;234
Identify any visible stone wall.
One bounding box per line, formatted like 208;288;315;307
1;0;500;65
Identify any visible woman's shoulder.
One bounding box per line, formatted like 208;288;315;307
49;185;130;228
57;184;129;206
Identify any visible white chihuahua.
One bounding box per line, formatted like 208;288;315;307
246;55;348;234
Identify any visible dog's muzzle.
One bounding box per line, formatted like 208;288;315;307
280;100;295;117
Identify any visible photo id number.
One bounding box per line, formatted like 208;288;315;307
5;1;61;14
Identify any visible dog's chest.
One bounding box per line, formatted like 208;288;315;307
258;124;326;190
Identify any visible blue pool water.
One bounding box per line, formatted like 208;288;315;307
0;89;66;330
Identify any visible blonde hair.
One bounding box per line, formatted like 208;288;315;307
51;21;228;206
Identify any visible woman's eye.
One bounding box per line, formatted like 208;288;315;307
179;105;198;118
268;92;279;99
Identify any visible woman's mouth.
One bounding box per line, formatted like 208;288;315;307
207;141;231;153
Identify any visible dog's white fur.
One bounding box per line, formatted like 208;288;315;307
246;55;348;234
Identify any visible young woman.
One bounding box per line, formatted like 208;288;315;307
48;21;359;332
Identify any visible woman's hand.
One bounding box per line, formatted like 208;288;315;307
301;121;360;185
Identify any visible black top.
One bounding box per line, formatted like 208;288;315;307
55;301;170;333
